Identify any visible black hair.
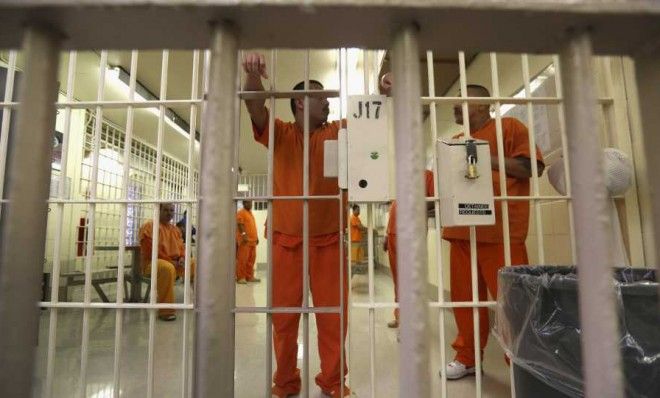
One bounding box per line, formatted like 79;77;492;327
352;204;360;212
290;80;324;115
465;84;491;97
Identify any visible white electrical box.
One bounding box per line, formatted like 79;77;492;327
437;139;496;226
347;95;391;202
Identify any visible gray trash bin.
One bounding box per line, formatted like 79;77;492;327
495;266;659;398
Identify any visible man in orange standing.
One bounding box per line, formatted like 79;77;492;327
349;205;365;264
383;170;435;329
236;200;260;284
139;203;195;321
242;52;349;398
441;84;545;379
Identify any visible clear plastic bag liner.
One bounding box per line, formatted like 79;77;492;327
495;266;658;398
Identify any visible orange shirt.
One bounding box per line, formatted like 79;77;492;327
386;170;435;236
236;208;258;245
253;112;343;237
139;220;185;267
350;215;363;242
442;117;544;243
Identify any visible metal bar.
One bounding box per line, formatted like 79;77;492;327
45;49;76;398
367;204;376;398
489;52;512;268
0;50;16;206
426;49;448;398
419;96;614;105
0;99;202;109
633;54;660;285
181;48;200;398
80;49;109;398
193;22;238;398
352;301;498;309
265;48;276;398
233;195;341;201
238;89;340;100
522;54;545;264
302;49;310;398
0;25;61;398
392;25;430;398
339;47;352;391
146;49;169;398
459;50;483;398
112;49;137;398
47;198;198;204
553;55;578;265
0;97;619;109
39;302;196;309
235;306;342;314
560;30;623;398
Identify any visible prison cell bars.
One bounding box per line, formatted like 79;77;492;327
0;26;62;398
79;49;108;398
45;50;77;398
0;22;648;398
392;25;431;398
560;30;623;398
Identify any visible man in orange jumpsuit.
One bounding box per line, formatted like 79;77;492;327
383;170;435;329
442;84;545;379
349;205;364;264
236;200;260;284
242;53;349;398
139;203;195;321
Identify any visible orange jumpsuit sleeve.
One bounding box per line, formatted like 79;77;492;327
252;109;286;148
504;118;545;166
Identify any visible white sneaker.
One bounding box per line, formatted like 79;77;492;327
443;360;476;380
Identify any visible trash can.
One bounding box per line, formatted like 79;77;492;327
495;266;659;398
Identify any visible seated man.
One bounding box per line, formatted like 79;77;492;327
139;203;195;321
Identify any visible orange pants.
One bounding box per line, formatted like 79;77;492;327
236;243;257;280
449;240;527;366
271;235;348;394
386;233;399;321
350;242;363;264
144;258;196;317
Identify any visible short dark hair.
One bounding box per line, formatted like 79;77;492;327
465;84;491;97
352;204;360;211
290;80;323;115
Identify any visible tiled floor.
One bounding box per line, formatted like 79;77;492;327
34;269;511;397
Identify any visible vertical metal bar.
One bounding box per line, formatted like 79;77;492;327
302;49;311;398
392;24;430;398
80;50;109;398
553;55;578;265
633;54;660;285
0;50;17;206
489;52;512;268
560;30;623;398
338;47;351;391
0;25;61;398
193;22;238;398
426;49;448;397
265;48;276;398
181;49;200;398
147;49;169;398
522;54;544;264
112;50;137;398
367;205;376;398
459;51;483;398
45;50;76;398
